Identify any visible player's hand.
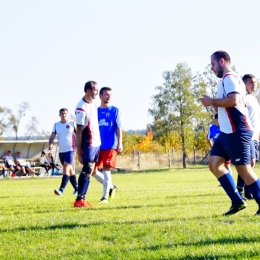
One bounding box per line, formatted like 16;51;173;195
48;144;53;150
200;95;213;107
116;145;123;154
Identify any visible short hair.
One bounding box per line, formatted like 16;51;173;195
7;151;11;153
211;51;231;63
84;81;97;93
242;74;256;83
99;87;112;95
214;113;218;120
59;108;68;114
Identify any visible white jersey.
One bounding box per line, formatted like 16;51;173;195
217;71;252;134
247;94;260;141
5;156;15;166
52;120;76;153
16;157;27;166
75;98;101;147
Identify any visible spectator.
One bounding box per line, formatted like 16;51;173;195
39;151;51;174
16;151;37;176
4;151;19;177
0;161;6;177
46;153;60;174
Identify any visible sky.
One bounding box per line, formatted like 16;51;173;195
1;0;260;136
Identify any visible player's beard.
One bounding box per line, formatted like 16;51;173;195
216;64;224;78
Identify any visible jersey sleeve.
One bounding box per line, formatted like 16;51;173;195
115;109;122;129
75;108;87;126
52;123;56;134
206;126;212;140
223;75;241;96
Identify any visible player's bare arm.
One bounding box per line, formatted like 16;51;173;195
116;128;123;153
48;132;56;150
200;93;239;108
76;125;84;164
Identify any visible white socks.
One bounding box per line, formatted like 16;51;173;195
92;170;104;184
102;170;112;200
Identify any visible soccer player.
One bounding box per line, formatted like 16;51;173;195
74;81;101;207
237;74;260;200
16;151;37;176
94;87;122;203
49;108;78;196
206;113;233;176
200;50;260;215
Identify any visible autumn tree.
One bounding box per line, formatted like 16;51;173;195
149;63;209;168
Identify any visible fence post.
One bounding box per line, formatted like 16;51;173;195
137;151;141;170
168;149;171;167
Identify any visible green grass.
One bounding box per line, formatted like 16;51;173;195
1;166;260;259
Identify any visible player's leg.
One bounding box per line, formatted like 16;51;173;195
235;164;260;215
54;152;67;196
92;152;105;184
209;133;245;215
74;147;99;207
67;152;78;194
98;150;118;203
244;140;256;199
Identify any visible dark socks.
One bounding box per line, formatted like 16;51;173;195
247;179;260;205
76;173;90;201
70;175;78;191
237;175;245;193
218;173;243;204
59;175;70;192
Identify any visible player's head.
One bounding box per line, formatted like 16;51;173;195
17;151;21;157
242;74;257;94
210;51;231;78
59;108;68;122
214;113;219;126
84;81;98;99
99;87;112;104
7;151;11;156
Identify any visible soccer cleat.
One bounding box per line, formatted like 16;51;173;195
99;197;109;203
11;173;16;177
223;201;247;216
109;185;118;201
73;190;78;195
54;189;63;196
74;199;93;208
255;208;260;215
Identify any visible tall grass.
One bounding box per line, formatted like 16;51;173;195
0;166;260;259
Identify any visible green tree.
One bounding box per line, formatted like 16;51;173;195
149;63;208;168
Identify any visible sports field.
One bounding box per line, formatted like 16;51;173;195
1;166;260;259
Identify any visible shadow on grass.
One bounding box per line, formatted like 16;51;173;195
0;210;230;233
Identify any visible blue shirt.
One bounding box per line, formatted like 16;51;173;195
98;106;121;150
207;124;220;143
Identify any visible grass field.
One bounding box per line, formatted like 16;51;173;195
1;166;260;260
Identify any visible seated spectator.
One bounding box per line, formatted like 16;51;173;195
0;161;6;177
16;151;38;176
39;151;51;174
4;151;20;177
47;153;60;174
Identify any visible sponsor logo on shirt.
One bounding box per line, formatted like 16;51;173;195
99;119;109;126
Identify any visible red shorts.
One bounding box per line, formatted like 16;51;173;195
96;149;117;168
